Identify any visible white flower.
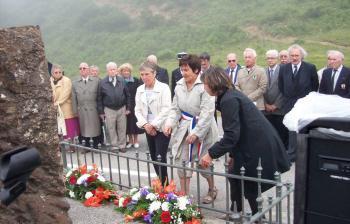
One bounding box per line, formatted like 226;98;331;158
129;188;139;195
161;202;169;211
132;192;141;201
177;217;183;224
85;191;93;199
97;174;105;182
146;193;157;201
149;201;161;214
69;191;75;198
177;196;189;211
76;174;90;185
119;197;125;207
66;170;73;178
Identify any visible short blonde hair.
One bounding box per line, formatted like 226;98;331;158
119;63;133;73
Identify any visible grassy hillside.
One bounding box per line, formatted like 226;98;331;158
1;0;350;77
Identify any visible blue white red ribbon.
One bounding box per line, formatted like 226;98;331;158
181;111;203;163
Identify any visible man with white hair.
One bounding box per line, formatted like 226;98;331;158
279;50;290;64
72;62;101;149
319;50;350;98
97;62;131;152
147;54;169;85
90;65;100;78
225;53;241;85
263;49;288;149
235;48;268;110
278;44;319;161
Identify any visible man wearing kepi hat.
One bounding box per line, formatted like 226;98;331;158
171;52;187;97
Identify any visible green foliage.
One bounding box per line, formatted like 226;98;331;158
1;0;350;76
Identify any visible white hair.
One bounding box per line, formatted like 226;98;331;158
243;48;257;58
227;53;237;59
147;55;158;65
266;49;279;58
327;50;344;60
288;44;308;59
90;65;99;71
279;50;288;56
106;62;117;70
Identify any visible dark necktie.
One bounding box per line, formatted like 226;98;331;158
293;65;298;76
269;69;274;86
331;69;337;92
230;69;234;82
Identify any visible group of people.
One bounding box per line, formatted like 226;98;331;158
50;43;350;215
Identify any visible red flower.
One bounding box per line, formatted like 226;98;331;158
84;196;102;207
123;197;131;207
159;193;167;200
87;175;97;183
69;175;77;185
160;211;171;223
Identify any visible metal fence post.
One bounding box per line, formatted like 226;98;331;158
146;152;151;186
169;152;174;180
136;151;141;188
195;158;200;205
240;166;246;215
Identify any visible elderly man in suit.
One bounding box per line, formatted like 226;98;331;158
278;44;319;161
98;62;131;153
225;53;241;85
199;52;211;74
147;55;169;85
263;49;288;149
235;48;268;110
319;50;350;98
279;50;290;64
72;62;101;149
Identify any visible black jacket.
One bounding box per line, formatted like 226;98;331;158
156;66;169;85
278;61;319;114
171;67;182;98
208;89;290;197
97;76;131;114
319;66;350;98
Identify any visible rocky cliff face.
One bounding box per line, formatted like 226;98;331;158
0;26;71;224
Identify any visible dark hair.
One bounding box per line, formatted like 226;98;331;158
199;52;210;61
179;54;201;75
200;66;233;95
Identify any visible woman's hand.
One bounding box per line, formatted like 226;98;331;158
200;153;213;168
163;125;172;137
144;123;157;136
185;134;198;144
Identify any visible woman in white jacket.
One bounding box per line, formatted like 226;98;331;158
135;61;172;185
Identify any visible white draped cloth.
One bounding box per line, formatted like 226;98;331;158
283;92;350;133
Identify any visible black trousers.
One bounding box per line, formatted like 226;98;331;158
229;177;258;215
146;132;170;185
83;136;99;149
264;113;289;149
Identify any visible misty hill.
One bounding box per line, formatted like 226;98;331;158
1;0;350;76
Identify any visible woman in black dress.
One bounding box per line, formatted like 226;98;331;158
119;63;144;148
200;66;290;215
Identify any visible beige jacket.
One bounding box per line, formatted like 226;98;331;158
134;80;171;131
235;65;268;110
50;76;75;119
165;76;218;159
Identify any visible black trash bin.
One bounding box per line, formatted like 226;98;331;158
294;117;350;224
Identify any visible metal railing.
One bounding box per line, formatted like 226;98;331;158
60;141;294;224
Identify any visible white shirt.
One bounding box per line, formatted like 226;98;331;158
291;62;301;74
332;65;343;90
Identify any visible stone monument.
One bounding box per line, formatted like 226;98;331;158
0;26;71;223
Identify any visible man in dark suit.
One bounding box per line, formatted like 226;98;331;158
263;49;288;149
319;50;350;98
147;54;169;85
278;44;319;161
199;52;211;74
171;52;187;98
224;53;241;85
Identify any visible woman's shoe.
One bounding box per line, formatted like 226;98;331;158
126;143;133;149
202;187;218;204
133;143;140;148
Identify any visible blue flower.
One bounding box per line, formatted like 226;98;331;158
166;192;177;202
143;213;152;223
140;187;150;197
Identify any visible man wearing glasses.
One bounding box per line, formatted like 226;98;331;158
72;62;101;149
225;53;241;85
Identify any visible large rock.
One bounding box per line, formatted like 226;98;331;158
0;26;71;223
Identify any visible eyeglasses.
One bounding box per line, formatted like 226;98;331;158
228;60;236;63
54;71;62;74
79;67;88;70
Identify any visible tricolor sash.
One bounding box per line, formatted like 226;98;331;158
181;111;203;163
